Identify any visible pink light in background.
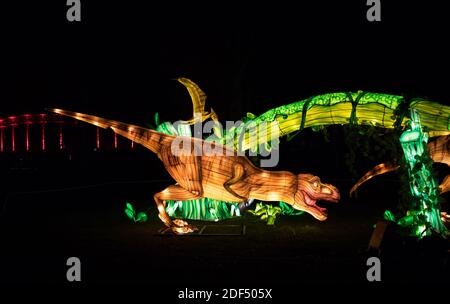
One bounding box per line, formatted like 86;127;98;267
59;125;63;150
0;128;4;152
96;127;100;150
41;124;46;151
26;124;30;151
114;133;118;149
11;126;15;152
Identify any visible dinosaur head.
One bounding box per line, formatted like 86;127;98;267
293;174;340;221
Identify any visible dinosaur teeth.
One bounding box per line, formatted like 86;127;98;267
313;200;327;213
302;190;328;215
317;205;327;213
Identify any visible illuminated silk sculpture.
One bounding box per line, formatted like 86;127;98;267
49;79;450;236
350;115;450;236
222;91;450;152
48;108;340;234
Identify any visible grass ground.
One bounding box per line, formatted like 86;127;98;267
1;179;448;287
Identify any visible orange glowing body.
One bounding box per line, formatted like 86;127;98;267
49;108;340;234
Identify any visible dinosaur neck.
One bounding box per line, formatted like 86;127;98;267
248;170;297;204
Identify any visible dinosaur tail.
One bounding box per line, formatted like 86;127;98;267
349;162;400;197
48;108;174;154
439;175;450;194
428;135;450;165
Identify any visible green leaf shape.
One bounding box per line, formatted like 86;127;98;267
247;203;282;225
125;208;135;220
383;210;396;222
136;212;148;222
125;202;148;223
126;202;134;212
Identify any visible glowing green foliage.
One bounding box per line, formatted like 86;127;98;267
124;202;148;223
399;110;447;237
222;92;450;152
400;132;419;142
383;210;396;222
397;211;421;227
125;203;135;220
279;202;304;216
248;203;282;225
166;198;240;221
135;212;148;222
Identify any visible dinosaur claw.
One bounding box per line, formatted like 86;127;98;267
171;224;198;234
173;219;189;227
171;219;198;234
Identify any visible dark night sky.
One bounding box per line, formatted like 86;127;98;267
2;2;450;290
1;1;449;125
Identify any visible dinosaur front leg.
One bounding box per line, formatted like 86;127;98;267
154;185;201;234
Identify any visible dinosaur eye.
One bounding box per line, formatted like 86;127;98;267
313;182;318;188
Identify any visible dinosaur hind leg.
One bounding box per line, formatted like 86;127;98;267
224;163;247;201
154;185;201;234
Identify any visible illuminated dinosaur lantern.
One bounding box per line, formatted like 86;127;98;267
176;78;218;125
349;134;450;195
350;135;450;223
206;88;450;232
48;108;340;234
172;82;449;233
220;91;450;152
49;79;450;234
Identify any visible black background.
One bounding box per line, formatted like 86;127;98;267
1;0;449;292
2;1;450;120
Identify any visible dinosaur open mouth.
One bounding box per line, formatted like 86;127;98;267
301;191;328;215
